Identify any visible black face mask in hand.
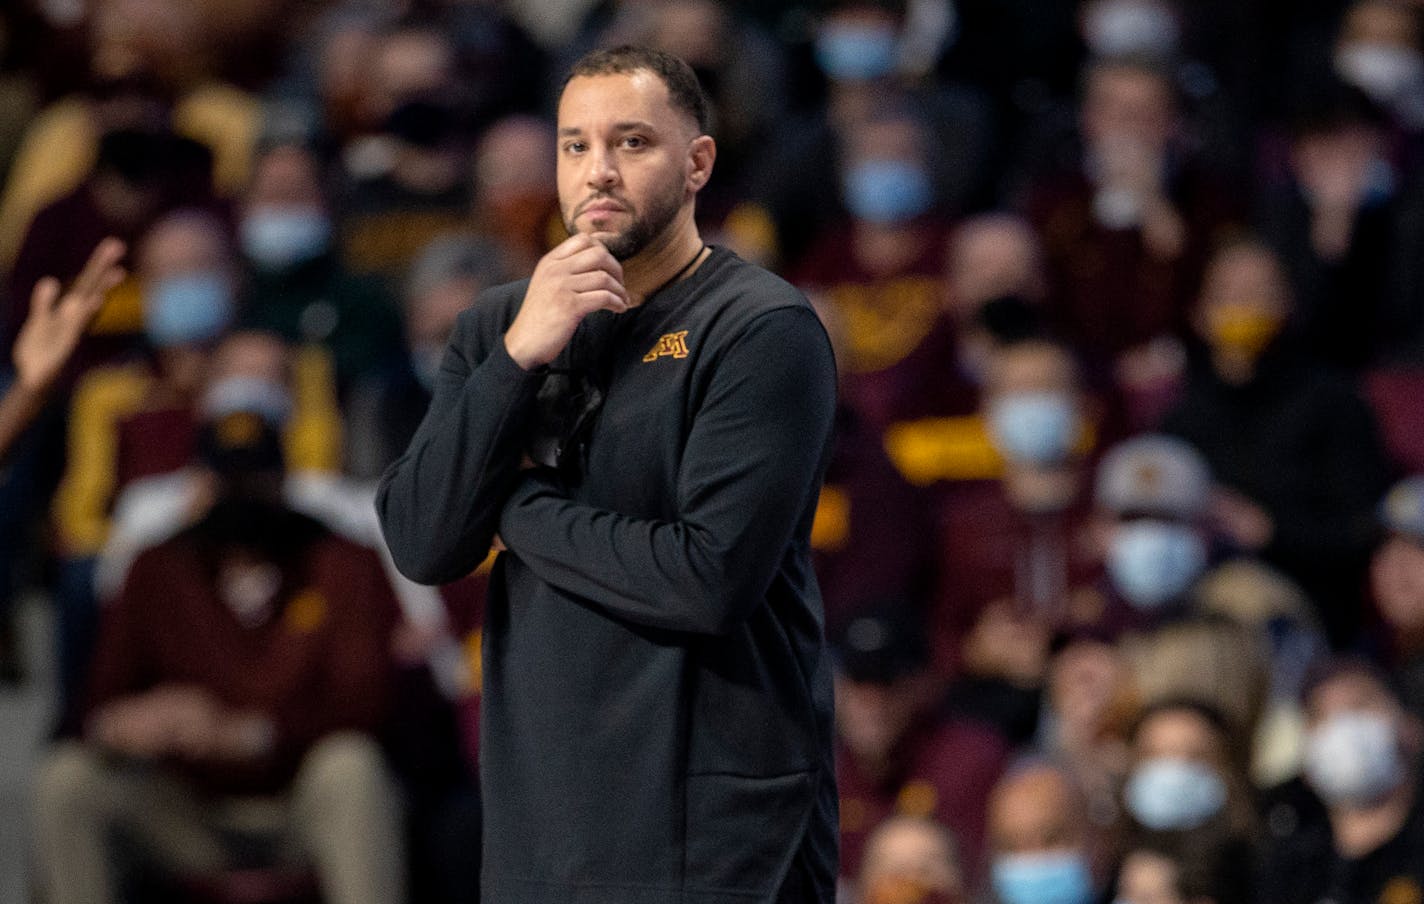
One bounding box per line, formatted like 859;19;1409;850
527;312;619;485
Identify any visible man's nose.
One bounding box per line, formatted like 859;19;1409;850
588;145;620;188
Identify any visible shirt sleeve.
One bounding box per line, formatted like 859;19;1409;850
376;307;547;585
497;305;837;635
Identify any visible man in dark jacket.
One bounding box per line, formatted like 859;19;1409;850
377;46;840;903
1161;237;1393;646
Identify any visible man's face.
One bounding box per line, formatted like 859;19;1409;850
1081;65;1175;155
1308;671;1402;731
1373;535;1424;633
556;71;698;261
988;767;1080;855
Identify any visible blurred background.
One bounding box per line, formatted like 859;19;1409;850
4;0;1424;903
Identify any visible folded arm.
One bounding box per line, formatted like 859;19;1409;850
376;311;545;584
498;306;836;635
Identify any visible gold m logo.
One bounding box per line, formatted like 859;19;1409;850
642;330;690;362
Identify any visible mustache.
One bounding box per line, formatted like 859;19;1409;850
573;193;633;218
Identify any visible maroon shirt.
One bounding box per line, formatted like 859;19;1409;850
1026;167;1239;371
836;717;1009;881
793;223;978;432
928;479;1114;680
85;524;400;795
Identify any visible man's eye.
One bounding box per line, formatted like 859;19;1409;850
622;136;646;149
564;141;586;154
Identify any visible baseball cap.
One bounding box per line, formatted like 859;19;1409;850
1095;434;1211;520
833;604;928;685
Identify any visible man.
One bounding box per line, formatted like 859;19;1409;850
1373;476;1424;718
377;46;839;902
986;762;1104;904
833;608;1007;882
1259;658;1424;904
1160;238;1393;646
857;815;966;904
34;380;406;904
0;237;126;465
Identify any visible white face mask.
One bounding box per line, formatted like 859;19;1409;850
1083;0;1180;59
1335;42;1424;102
219;561;282;627
1304;710;1406;808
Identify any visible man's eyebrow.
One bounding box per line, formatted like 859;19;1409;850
557;121;660;136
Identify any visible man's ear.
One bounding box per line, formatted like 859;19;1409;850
687;135;716;192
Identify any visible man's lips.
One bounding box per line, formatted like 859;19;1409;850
579;198;627;217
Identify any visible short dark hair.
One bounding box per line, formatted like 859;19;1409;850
562;45;711;135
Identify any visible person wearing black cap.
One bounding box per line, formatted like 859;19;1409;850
32;380;408;904
834;607;1009;884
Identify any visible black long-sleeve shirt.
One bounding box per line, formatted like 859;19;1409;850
377;247;839;904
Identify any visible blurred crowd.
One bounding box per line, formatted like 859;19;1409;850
3;0;1424;903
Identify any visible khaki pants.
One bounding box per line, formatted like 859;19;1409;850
33;732;406;904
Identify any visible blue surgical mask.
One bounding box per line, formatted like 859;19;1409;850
1083;0;1180;59
815;22;900;82
992;850;1095;904
241;207;331;270
1106;520;1206;609
1304;710;1405;807
843;159;934;225
988;391;1077;465
145;271;234;347
202;375;294;427
1125;756;1227;830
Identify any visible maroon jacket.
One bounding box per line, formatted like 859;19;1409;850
85;521;400;795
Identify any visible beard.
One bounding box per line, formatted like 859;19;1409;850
564;175;685;261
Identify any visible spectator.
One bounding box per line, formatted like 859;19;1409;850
0;239;125;683
1119;699;1256;904
924;340;1106;741
1257;82;1424;369
237;141;403;399
1160;237;1394;646
857;815;966;904
32;386;405;904
1114;838;1240;904
942;213;1049;387
0;0;259;270
1039;638;1140;840
337;23;474;278
1025;56;1239;383
469;116;559;275
0;236;126;466
1259;657;1424;904
345;233;511;481
834;608;1009;883
1094;434;1213;616
792;106;966;433
735;0;995;268
986;761;1104;904
50;210;237;712
1333;1;1424;142
6;81;218;377
1372;475;1424;719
